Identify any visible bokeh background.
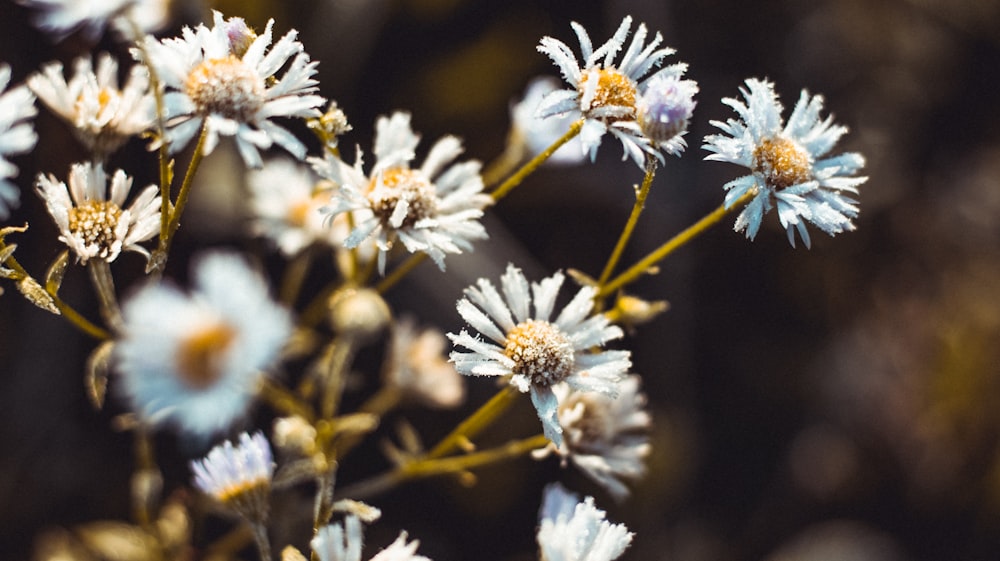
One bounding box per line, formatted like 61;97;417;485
2;0;1000;560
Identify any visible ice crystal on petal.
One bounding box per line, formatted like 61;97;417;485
447;263;630;447
703;78;867;247
537;483;633;561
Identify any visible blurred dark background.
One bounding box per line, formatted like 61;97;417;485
2;0;1000;560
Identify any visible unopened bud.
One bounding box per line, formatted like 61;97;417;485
328;287;391;340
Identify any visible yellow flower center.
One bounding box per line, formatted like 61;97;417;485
287;190;331;227
504;319;574;386
176;322;237;389
367;168;438;229
752;136;813;189
185;56;265;122
578;68;638;121
67;200;123;253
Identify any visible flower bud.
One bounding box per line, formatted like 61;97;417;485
637;74;698;146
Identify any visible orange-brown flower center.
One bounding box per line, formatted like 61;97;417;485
752;136;813;189
176;322;237;389
68;200;122;251
504;319;574;386
185;56;265;122
367;168;438;229
578;68;638;121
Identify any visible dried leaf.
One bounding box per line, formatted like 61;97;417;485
331;499;382;522
85;341;115;409
45;249;71;294
17;276;60;314
282;545;308;561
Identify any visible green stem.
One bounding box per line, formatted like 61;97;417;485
489;120;583;202
258;378;315;423
480;138;525;188
87;260;123;332
279;247;314;306
597;190;755;299
164;125;209;242
427;384;519;460
337;434;549;500
321;338;358;420
596;157;658;288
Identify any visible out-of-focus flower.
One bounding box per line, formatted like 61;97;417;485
312;516;431;561
191;431;274;522
35;162;160;263
447;263;630;447
247;157;349;256
28;53;154;159
115;251;292;436
509;77;585;165
550;374;651;501
537;483;633;561
384;316;464;409
702;78;867;247
313;112;490;274
135;11;325;168
19;0;171;42
536;16;690;167
0;65;37;220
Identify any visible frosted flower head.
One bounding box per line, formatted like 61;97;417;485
28;53;155;159
247;157;352;256
35;162;160;263
19;0;171;42
447;263;631;447
702;78;868;248
384;317;465;409
312;516;431;561
0;65;38;220
510;77;585;165
636;72;697;155
313;112;491;274
115;251;293;437
136;11;325;168
536;16;690;167
537;483;633;561
553;374;651;502
191;431;273;522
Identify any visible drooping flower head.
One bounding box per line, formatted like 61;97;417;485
537;483;633;561
135;11;325;168
28;53;155;159
536;16;692;167
552;374;651;502
0;65;37;220
313;112;491;274
191;431;274;522
115;251;293;436
19;0;171;42
35;162;160;263
636;73;697;155
447;264;631;447
702;78;867;247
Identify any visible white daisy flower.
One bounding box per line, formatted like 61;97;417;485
447;263;631;448
115;251;293;437
537;483;633;561
510;77;586;165
136;11;325;168
536;16;689;167
312;516;431;561
313;111;491;274
552;374;651;502
19;0;171;42
247;156;349;256
191;431;274;521
384;316;465;409
28;53;155;159
702;78;868;248
35;162;160;263
0;65;37;220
